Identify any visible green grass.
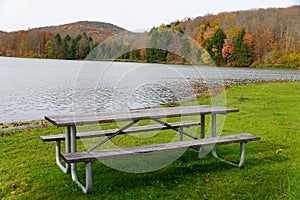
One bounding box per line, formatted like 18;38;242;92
1;82;299;199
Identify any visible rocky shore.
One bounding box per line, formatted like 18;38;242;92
0;120;52;132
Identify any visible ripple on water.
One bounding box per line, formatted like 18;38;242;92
0;57;299;122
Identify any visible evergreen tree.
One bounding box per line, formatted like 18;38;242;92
213;29;227;65
130;49;141;60
238;43;254;66
203;28;227;66
231;28;254;67
61;34;72;59
78;32;91;59
53;33;61;58
145;48;157;63
71;34;82;59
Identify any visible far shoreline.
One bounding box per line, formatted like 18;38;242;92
1;55;299;70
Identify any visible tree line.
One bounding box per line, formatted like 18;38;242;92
0;30;95;60
90;25;253;67
45;32;94;59
0;6;299;67
175;6;300;68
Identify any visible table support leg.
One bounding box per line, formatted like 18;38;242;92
70;161;93;194
239;142;246;167
212;142;247;167
69;126;93;193
200;114;205;139
199;114;206;157
85;162;93;193
210;114;247;167
179;127;183;141
211;113;217;154
55;126;71;173
70;126;77;180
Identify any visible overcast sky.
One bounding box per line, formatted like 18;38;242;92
0;0;299;32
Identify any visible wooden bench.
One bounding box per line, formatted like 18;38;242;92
62;133;259;162
61;133;260;193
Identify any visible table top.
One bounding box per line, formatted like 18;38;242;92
45;105;239;127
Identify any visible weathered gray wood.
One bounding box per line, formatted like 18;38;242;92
45;105;239;127
62;133;260;163
40;121;200;142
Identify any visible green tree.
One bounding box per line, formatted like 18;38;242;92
71;34;82;59
61;34;73;59
145;48;167;63
53;33;61;58
231;28;254;67
78;32;91;59
203;28;227;66
130;49;141;60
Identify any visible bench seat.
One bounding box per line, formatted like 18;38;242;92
62;133;260;163
61;133;260;193
59;133;259;193
40;121;200;142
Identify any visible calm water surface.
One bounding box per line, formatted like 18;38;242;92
0;57;299;122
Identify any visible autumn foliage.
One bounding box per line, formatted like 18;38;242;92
0;6;299;68
171;6;300;67
0;21;124;59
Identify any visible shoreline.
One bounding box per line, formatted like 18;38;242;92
0;120;52;132
1;56;299;70
1;80;298;132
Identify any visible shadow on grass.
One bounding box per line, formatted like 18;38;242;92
69;144;290;196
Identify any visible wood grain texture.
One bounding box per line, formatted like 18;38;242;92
45;105;239;126
62;133;260;163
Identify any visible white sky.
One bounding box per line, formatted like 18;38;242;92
0;0;299;32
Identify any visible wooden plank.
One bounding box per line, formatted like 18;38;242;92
40;121;200;142
45;105;239;126
62;133;260;163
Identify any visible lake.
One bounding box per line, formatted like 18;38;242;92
0;57;299;123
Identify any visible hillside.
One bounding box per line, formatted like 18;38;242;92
0;31;7;42
162;5;300;67
0;6;299;67
35;21;125;42
0;21;125;58
89;6;300;68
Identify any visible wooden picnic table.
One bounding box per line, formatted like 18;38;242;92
41;105;260;193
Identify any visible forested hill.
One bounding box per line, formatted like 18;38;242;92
159;5;300;67
0;21;125;59
112;6;299;68
0;6;299;68
35;21;125;41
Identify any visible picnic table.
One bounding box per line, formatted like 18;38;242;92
41;105;260;193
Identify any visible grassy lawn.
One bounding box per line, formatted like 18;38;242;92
1;82;299;199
